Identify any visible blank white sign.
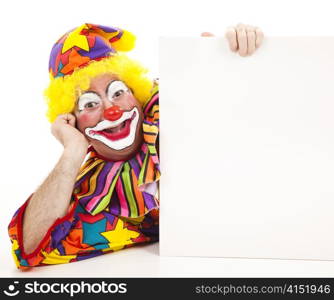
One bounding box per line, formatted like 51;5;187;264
159;37;334;260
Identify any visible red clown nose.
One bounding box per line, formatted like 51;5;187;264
104;105;123;121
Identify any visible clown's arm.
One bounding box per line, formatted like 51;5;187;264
10;114;88;257
202;23;264;56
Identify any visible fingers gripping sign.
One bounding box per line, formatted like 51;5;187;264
226;23;264;56
202;23;264;56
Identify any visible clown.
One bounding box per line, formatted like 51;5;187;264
8;23;263;269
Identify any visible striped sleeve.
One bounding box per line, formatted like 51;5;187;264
138;85;160;188
143;84;159;126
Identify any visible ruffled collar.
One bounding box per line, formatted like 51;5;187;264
74;86;160;218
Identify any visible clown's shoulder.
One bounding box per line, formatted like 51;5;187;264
143;79;159;124
142;80;159;156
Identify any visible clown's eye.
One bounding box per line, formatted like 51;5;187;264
77;92;101;111
85;102;98;108
113;90;124;97
107;80;129;100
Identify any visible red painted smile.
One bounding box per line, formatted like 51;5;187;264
89;111;136;141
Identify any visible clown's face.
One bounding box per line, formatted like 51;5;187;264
75;73;144;161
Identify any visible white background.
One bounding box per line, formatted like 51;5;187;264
159;37;334;260
2;0;334;276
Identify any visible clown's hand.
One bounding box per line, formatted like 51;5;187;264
51;114;89;155
201;23;264;57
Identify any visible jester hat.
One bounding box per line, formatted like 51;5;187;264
45;23;153;122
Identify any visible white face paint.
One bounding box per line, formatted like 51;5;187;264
107;80;130;100
77;92;102;111
77;81;130;112
84;107;140;151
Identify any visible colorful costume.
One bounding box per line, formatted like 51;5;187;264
8;24;160;269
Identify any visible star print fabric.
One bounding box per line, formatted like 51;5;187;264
49;23;134;78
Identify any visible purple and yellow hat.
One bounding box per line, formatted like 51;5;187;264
49;23;136;78
45;24;153;123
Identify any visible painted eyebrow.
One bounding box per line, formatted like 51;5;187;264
105;80;124;94
76;91;100;105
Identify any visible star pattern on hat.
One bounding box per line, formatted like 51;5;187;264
60;48;90;75
62;24;90;54
49;23;135;78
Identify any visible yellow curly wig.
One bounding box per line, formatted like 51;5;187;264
44;53;153;123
